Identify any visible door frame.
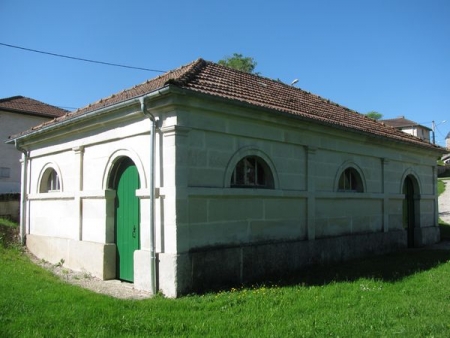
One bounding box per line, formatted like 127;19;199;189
403;175;420;248
111;157;140;282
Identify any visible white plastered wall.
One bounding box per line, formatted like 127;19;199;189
19;92;441;297
167;97;440;255
24;111;156;286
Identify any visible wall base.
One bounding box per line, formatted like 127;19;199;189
26;228;441;298
171;230;408;296
416;226;440;247
134;249;155;293
26;234;116;280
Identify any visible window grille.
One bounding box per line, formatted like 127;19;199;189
231;156;274;189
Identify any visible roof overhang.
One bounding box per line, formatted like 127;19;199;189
7;86;172;145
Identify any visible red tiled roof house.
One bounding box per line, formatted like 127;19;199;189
8;59;446;297
0;96;66;196
381;116;432;142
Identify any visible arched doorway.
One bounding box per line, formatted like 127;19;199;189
403;175;418;248
112;158;140;282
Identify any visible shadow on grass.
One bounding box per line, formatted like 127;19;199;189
279;247;450;288
195;244;450;295
440;222;450;240
283;224;450;287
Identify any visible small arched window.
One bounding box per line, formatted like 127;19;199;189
338;168;363;192
40;168;61;193
231;156;274;189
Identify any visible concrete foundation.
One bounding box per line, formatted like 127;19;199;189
26;234;116;279
417;226;440;247
175;230;407;295
134;249;152;291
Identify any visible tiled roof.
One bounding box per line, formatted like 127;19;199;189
0;96;68;118
10;59;445;152
381;117;431;131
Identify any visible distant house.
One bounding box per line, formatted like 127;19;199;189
381;116;432;142
442;133;450;166
0;96;67;193
9;59;446;297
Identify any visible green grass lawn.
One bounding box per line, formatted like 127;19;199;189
2;244;450;337
438;179;446;196
3;184;450;338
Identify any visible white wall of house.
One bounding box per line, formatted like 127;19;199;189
19;92;441;297
0;110;52;193
399;126;431;142
24;107;153;283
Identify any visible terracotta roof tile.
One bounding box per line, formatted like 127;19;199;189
0;96;68;118
10;59;445;152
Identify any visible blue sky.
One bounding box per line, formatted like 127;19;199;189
1;0;449;145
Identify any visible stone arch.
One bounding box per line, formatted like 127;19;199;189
334;161;366;193
399;168;421;195
401;169;421;248
37;162;64;193
103;149;147;191
224;146;279;189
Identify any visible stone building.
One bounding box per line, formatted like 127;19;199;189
9;59;446;297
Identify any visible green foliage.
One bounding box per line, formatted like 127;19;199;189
2;247;450;337
366;111;383;120
0;218;19;248
218;53;258;74
438;179;446;196
0;217;18;228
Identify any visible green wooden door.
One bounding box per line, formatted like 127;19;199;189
403;176;415;248
115;161;140;282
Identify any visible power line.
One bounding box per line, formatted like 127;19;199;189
0;42;166;73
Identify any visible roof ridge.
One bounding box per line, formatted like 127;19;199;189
0;95;68;121
0;95;24;103
69;58;206;115
8;58;445;152
27;96;69;112
382;117;416;121
164;58;208;86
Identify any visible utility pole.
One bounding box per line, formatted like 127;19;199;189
432;120;435;144
432;120;447;145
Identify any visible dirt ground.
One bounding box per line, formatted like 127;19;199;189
26;251;152;300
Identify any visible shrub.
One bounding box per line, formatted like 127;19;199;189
0;218;19;248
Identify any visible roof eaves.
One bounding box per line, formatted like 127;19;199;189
8;85;174;143
179;86;445;153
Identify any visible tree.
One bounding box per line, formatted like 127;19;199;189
218;53;258;74
366;111;383;120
